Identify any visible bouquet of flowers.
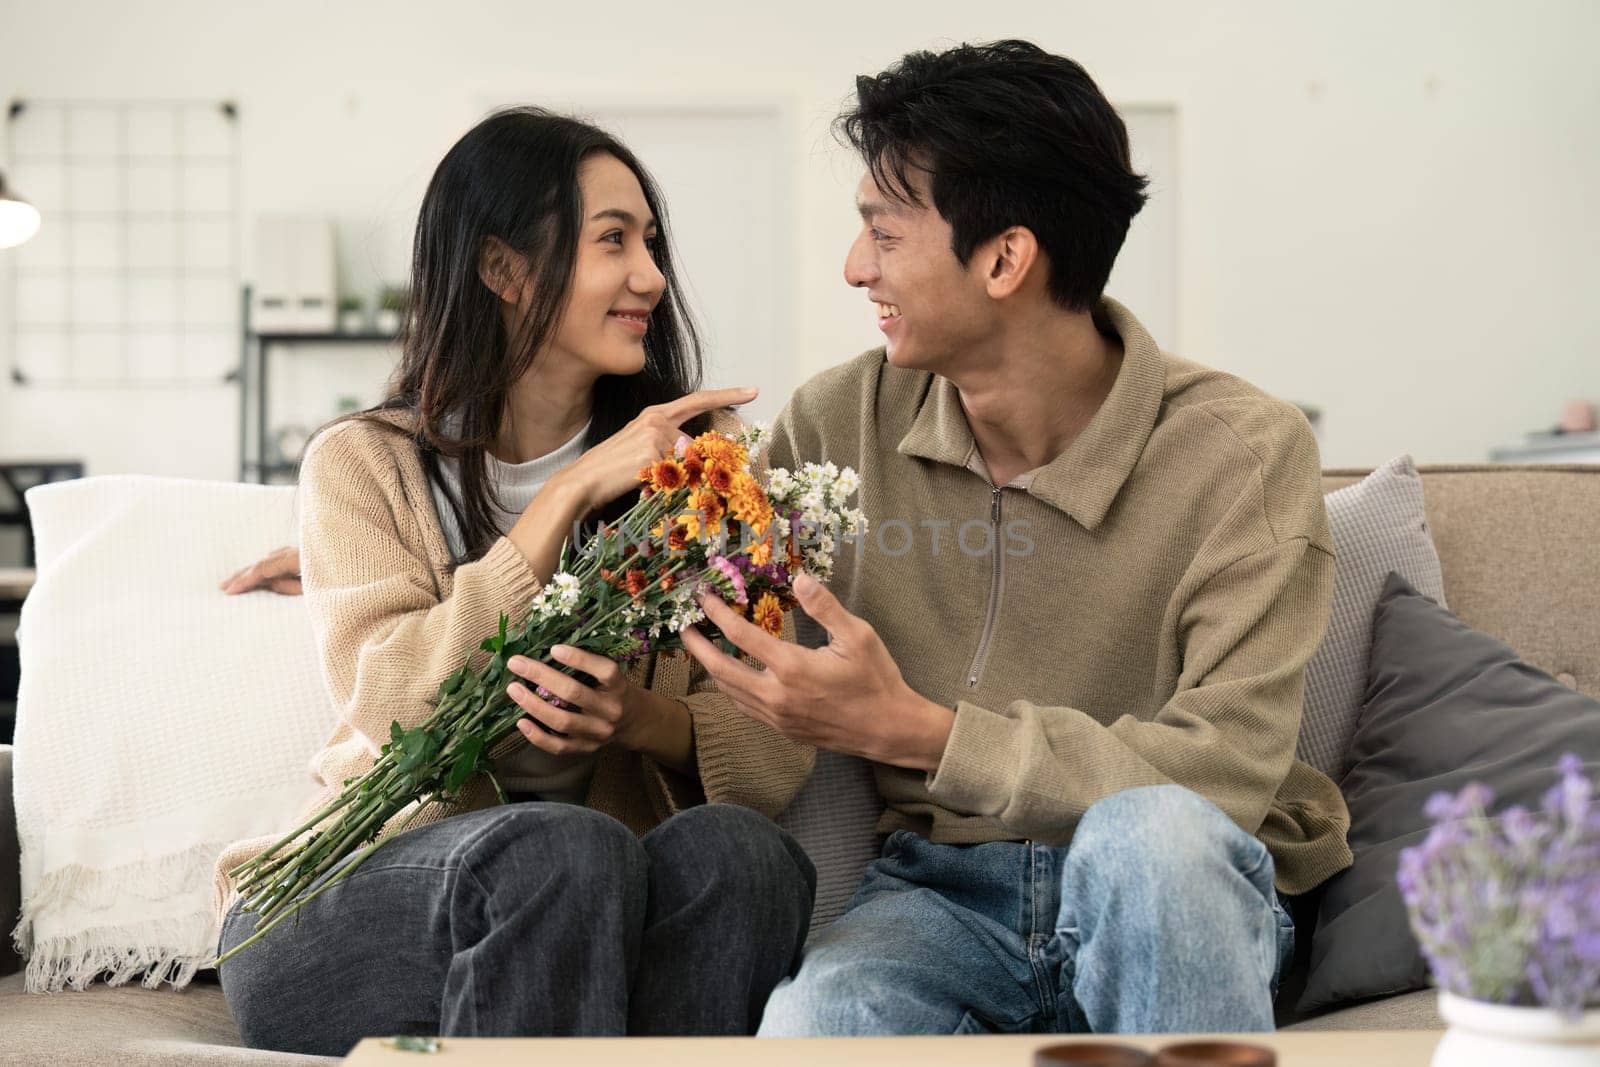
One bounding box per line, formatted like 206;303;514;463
215;424;864;964
1397;754;1600;1018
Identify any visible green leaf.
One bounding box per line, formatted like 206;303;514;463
438;666;470;700
482;767;509;806
382;1036;440;1054
445;736;485;792
390;721;405;747
481;614;509;653
397;727;431;774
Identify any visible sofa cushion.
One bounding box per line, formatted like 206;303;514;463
1319;465;1600;708
0;972;335;1065
1297;573;1600;1014
1300;456;1445;777
1283;988;1442;1031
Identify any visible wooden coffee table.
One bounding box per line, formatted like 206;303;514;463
345;1030;1442;1065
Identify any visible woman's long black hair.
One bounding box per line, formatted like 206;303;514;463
340;106;707;563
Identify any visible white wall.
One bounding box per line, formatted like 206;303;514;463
1;0;1596;476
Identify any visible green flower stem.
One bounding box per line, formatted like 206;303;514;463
252;792;397;925
214;796;446;968
227;492;702;948
228;694;462;882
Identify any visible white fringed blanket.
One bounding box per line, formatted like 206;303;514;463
11;476;337;993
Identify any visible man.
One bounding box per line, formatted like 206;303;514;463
228;39;1353;1036
675;40;1351;1035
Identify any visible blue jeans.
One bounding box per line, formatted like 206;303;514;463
218;802;815;1053
759;785;1296;1036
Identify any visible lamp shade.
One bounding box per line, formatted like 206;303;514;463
0;169;42;249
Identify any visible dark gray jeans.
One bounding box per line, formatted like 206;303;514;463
216;802;815;1054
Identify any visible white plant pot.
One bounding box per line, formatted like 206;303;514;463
338;310;366;333
1434;991;1600;1067
373;309;402;335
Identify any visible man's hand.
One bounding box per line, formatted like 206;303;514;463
220;546;303;596
680;574;954;771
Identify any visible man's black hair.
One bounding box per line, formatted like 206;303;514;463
837;39;1150;311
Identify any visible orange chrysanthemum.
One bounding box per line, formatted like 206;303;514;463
667;524;690;552
682;455;705;487
746;536;773;566
752;592;783;637
660;574;675;592
726;473;772;533
692;486;725;530
703;463;735;495
650;458;688;493
636;464;655;485
625;568;648;598
693;431;749;470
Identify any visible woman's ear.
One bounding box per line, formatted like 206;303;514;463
477;237;529;305
981;226;1042;301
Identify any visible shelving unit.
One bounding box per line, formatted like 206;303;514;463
235;284;399;483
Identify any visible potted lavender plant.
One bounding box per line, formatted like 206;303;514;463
1398;754;1600;1066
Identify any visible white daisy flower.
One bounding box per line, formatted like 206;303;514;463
737;421;772;454
550;572;583;613
803;547;834;579
765;468;794;499
798;490;828;524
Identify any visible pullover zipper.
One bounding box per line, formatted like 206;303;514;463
965;484;1005;687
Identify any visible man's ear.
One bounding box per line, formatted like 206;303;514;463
477;236;529;305
980;226;1042;300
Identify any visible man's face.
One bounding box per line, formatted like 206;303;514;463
843;171;993;375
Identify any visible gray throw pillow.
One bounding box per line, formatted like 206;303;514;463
1297;573;1600;1014
1299;455;1446;777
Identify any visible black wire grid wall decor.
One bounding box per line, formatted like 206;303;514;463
4;99;241;387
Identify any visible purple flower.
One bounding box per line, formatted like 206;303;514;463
1501;806;1542;850
1543;760;1593;827
1425;791;1462;821
533;685;571;710
1398;757;1600;1018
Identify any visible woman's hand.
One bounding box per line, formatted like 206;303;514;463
505;645;692;768
549;386;757;514
220;546;304;596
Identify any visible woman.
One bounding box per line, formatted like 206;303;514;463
212;107;816;1054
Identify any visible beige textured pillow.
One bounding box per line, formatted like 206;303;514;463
1298;455;1446;777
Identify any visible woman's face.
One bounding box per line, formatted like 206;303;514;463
537;152;666;379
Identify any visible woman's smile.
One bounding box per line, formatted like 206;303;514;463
607;308;651;334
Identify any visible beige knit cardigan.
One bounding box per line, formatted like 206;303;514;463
211;407;812;927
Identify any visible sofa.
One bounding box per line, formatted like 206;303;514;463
3;463;1597;1065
